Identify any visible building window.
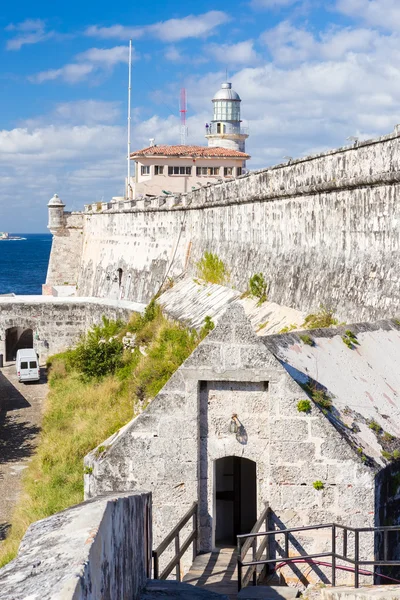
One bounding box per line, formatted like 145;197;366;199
196;166;220;176
236;167;242;176
224;167;233;177
168;166;192;175
155;166;164;175
141;165;150;175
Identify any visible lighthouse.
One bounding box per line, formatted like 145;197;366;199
205;82;248;153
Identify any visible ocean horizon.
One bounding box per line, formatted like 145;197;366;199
0;233;52;295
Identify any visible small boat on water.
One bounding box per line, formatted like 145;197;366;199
0;232;24;240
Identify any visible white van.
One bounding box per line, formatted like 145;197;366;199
16;349;40;383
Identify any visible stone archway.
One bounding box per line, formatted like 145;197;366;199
5;327;33;361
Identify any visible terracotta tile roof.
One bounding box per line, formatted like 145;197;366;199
131;144;250;159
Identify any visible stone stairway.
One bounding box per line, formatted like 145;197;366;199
184;548;300;600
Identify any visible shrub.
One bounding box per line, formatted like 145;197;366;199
70;317;125;380
200;316;215;340
196;251;229;285
383;432;396;442
302;305;338;329
299;334;314;346
311;388;332;411
313;480;324;491
248;273;268;305
342;330;359;349
297;399;312;413
369;419;383;434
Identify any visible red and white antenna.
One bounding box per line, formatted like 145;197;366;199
180;88;188;145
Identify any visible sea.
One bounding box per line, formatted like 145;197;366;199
0;233;52;295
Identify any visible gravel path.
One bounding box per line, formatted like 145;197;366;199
0;364;48;545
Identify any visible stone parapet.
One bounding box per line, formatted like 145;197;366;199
0;491;152;600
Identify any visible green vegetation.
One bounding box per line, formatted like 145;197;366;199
342;330;360;349
200;316;215;339
248;273;268;305
383;432;396;442
297;399;312;414
196;251;229;285
357;448;368;463
313;480;325;491
369;419;383;434
299;334;315;346
302;305;338;329
256;321;268;333
382;449;400;462
311;388;332;411
278;324;297;334
0;302;204;567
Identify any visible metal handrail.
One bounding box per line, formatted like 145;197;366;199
239;504;271;588
152;502;198;581
237;522;400;591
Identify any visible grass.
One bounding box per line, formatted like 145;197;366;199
196;251;229;285
302;305;338;329
297;399;312;413
299;334;314;346
0;303;204;567
248;273;268;306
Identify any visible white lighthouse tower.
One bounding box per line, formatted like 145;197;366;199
205;82;248;153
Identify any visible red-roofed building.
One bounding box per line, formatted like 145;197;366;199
128;82;250;198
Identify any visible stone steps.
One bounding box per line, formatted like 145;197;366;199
321;585;400;599
238;585;300;599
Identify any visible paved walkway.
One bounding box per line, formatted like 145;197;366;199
0;364;48;545
184;548;238;600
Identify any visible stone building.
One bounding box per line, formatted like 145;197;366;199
84;304;400;586
127;81;250;198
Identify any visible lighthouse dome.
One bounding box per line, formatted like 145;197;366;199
212;82;241;102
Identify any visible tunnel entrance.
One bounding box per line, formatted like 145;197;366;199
6;327;34;361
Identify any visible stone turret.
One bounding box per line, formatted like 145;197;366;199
47;194;65;233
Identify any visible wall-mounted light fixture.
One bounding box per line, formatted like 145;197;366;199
106;273;111;281
230;414;240;434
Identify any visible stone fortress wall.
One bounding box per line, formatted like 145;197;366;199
46;127;400;322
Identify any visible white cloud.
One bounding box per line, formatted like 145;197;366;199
262;21;377;64
207;40;259;65
164;46;182;62
336;0;400;31
30;45;133;84
85;11;230;42
5;18;54;50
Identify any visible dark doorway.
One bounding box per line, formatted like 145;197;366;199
6;327;33;361
215;456;257;547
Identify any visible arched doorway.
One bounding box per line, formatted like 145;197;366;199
6;327;33;361
214;456;257;547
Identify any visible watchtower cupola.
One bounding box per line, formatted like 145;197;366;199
205;82;249;153
47;194;65;234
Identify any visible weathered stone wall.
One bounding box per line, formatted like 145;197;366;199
44;212;84;291
84;306;376;585
0;297;144;361
68;130;400;322
0;491;152;600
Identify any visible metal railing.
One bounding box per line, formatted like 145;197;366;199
152;502;198;581
237;522;400;591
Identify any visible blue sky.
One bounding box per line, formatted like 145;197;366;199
1;0;400;231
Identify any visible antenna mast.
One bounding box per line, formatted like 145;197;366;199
127;39;132;198
180;88;188;145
